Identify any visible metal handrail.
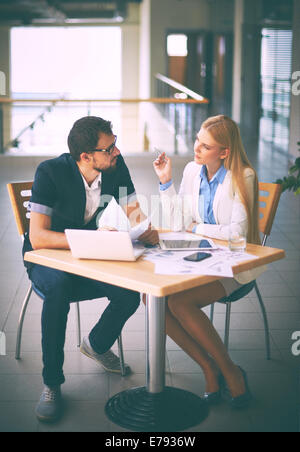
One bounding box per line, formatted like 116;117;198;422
2;103;55;152
155;73;209;103
0;97;207;104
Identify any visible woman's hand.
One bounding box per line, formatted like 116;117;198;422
186;222;198;233
153;152;172;185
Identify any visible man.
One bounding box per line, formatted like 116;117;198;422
23;116;158;422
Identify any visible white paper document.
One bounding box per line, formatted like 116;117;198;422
97;197;151;240
129;217;151;241
97;197;130;231
143;248;234;277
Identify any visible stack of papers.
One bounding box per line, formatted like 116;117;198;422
143;233;258;277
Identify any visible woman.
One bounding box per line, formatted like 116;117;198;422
152;115;264;408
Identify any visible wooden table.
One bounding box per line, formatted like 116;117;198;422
24;243;285;431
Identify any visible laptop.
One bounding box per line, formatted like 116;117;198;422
65;229;145;261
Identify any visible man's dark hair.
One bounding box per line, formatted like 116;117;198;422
67;116;113;161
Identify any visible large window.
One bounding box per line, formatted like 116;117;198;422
260;27;293;152
9;26;122;154
11;26;121;99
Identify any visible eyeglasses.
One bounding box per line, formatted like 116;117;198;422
91;135;117;155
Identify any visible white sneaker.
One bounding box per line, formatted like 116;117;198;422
80;336;131;375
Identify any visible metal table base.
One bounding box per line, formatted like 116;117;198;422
105;295;209;432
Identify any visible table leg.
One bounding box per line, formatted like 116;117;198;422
105;294;209;431
146;295;166;393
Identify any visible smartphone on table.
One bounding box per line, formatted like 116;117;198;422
183;252;212;262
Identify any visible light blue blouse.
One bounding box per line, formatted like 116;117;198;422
159;164;227;227
198;164;227;224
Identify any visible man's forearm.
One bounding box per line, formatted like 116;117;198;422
30;229;69;250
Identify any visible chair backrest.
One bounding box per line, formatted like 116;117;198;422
258;182;282;242
7;181;33;236
6;180;282;242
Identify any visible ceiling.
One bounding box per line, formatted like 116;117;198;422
0;0;143;25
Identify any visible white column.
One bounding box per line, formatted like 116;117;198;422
121;24;140;99
0;26;11;150
232;0;244;123
0;26;10;96
139;0;151;99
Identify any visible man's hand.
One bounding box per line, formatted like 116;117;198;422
137;223;159;245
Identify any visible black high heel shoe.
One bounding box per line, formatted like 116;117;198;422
203;390;221;404
203;374;224;405
221;366;252;409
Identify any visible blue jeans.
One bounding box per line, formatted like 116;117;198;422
28;264;140;387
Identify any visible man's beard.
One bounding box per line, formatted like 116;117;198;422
93;156;118;174
101;165;117;174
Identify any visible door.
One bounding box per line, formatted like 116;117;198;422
210;33;233;117
167;33;188;85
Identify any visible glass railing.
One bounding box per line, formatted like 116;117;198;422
155;73;209;153
0;80;209;156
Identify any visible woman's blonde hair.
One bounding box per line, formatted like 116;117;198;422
202;115;260;244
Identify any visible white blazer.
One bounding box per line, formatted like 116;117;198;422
159;161;265;284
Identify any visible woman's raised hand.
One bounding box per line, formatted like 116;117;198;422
153;152;172;185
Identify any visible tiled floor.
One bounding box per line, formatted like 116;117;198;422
0;140;299;432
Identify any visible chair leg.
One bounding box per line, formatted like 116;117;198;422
210;303;215;322
117;334;126;377
75;302;81;347
15;285;33;360
224;302;232;350
254;282;271;360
